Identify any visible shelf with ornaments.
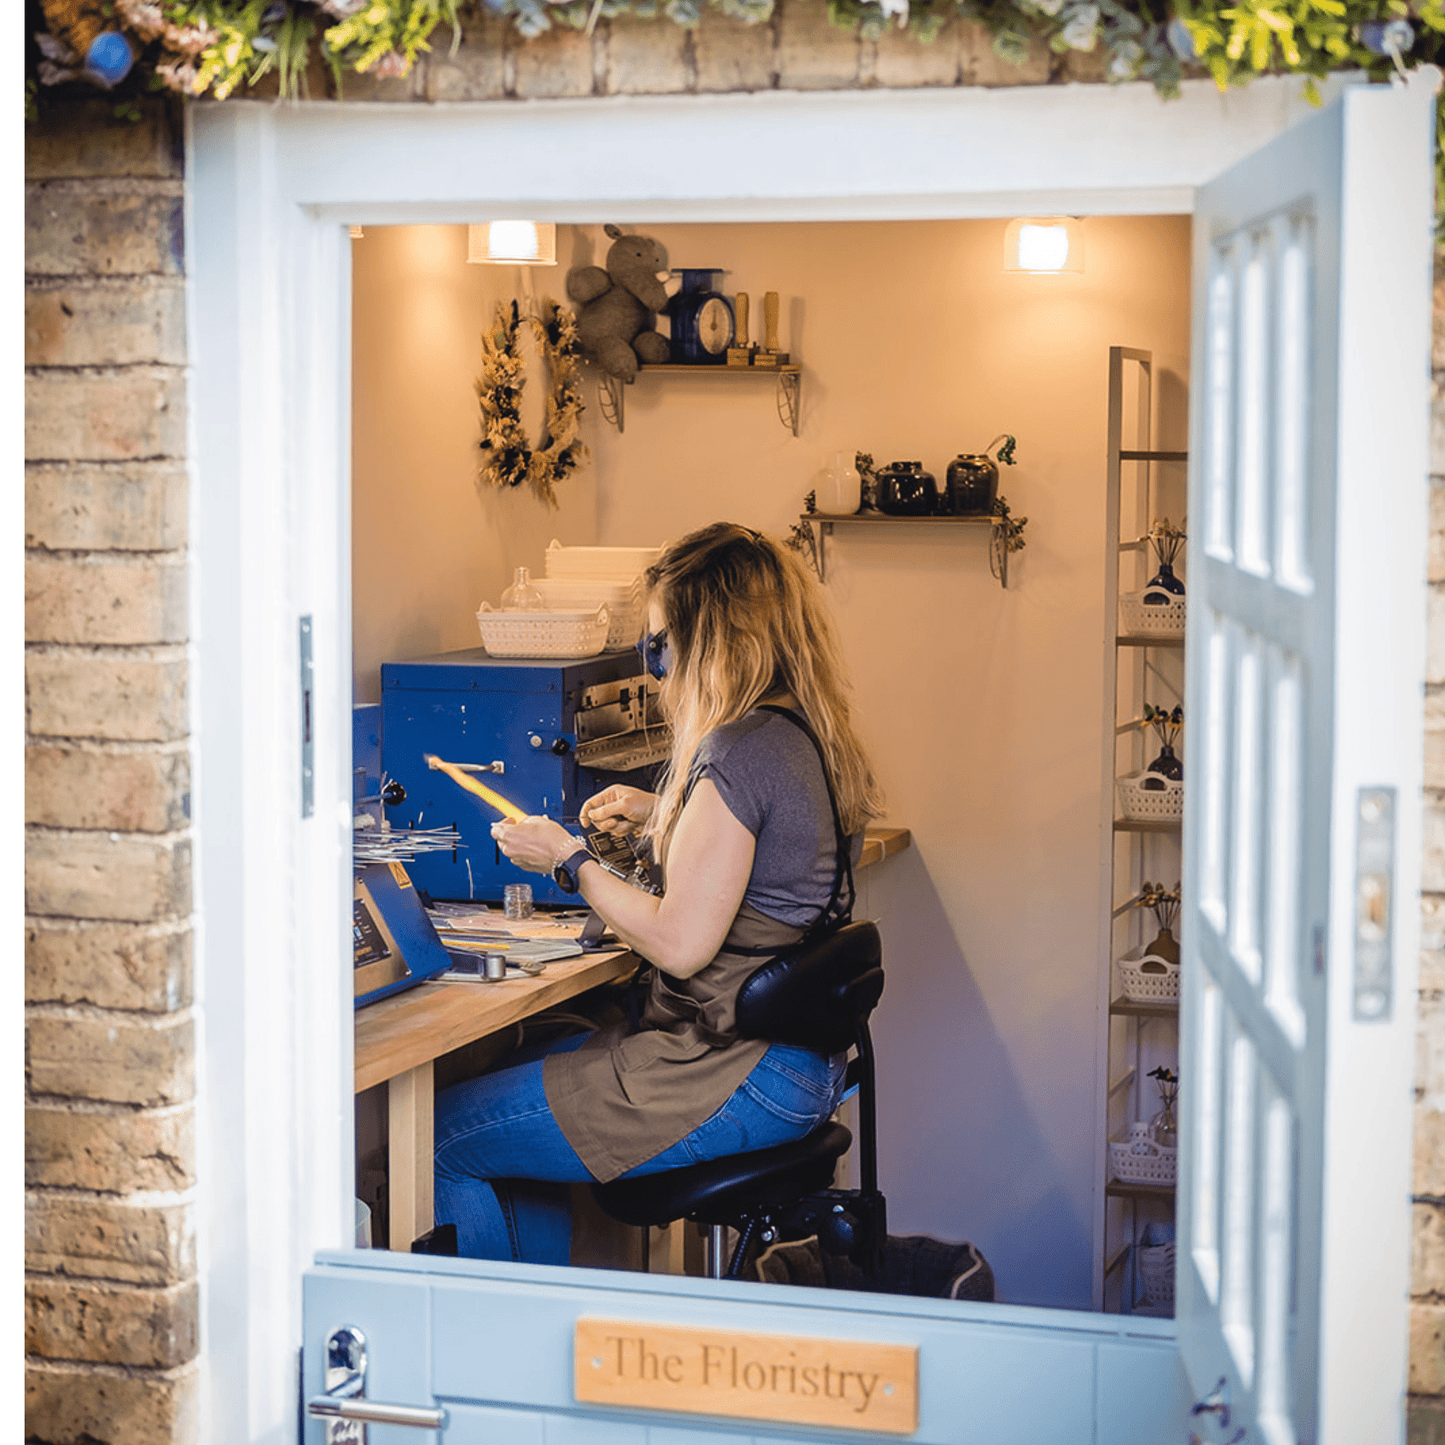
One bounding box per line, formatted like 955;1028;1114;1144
592;285;803;436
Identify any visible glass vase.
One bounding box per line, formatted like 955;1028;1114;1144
1147;742;1183;780
500;566;544;611
820;451;862;515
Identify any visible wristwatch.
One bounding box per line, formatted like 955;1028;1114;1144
551;845;593;895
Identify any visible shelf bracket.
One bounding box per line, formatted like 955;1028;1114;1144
597;375;625;433
776;371;800;435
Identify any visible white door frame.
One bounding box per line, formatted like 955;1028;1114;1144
185;74;1381;1444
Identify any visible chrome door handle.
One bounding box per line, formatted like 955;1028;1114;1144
307;1396;446;1428
306;1326;446;1438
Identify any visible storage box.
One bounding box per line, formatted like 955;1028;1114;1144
1109;1123;1178;1187
1117;944;1180;1003
544;539;662;581
475;603;610;659
533;578;643;651
1116;771;1184;822
1119;591;1186;637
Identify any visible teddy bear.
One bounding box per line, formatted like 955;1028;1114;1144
565;225;676;381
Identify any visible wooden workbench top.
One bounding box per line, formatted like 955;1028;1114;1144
354;825;911;1093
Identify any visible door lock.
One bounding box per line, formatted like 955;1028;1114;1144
306;1326;445;1442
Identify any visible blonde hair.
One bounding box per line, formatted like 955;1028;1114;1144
643;522;883;855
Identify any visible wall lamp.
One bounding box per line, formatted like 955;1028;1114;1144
1003;217;1084;274
467;222;558;266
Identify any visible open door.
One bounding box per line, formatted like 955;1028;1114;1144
1176;75;1433;1445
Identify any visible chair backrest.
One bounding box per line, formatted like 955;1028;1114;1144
733;920;884;1054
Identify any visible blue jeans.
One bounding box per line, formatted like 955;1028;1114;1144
433;1033;846;1264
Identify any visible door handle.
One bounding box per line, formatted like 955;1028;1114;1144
306;1326;446;1436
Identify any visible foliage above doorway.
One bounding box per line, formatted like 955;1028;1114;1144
26;0;1445;215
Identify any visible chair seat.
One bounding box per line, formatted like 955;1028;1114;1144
593;1122;853;1229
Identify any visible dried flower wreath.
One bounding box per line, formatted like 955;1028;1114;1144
475;299;587;508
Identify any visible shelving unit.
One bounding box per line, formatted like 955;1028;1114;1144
594;362;802;435
796;512;1002;584
1096;347;1187;1316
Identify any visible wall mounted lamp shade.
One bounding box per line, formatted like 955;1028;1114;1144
1003;217;1084;274
467;222;557;265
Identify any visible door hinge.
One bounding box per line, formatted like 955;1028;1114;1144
300;616;314;820
1353;786;1396;1021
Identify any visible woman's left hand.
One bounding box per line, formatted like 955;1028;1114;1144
490;815;582;874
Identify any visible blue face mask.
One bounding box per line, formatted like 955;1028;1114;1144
639;628;671;681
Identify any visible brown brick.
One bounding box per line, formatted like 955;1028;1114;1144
1428;792;1445;896
26;554;188;647
25;829;191;923
1427;893;1445;992
27;743;189;833
26;920;192;1013
512;22;596;98
1410;1394;1445;1445
694;8;775;92
26;1103;195;1192
26;1278;198;1369
776;0;860;90
26;183;184;277
603;16;693;95
334;57;428;102
1435;378;1445;479
1418;1201;1445;1297
26;1193;194;1287
26;98;184;182
26;278;187;368
1420;1104;1445;1198
26;1359;199;1445
1429;694;1445;792
1434;482;1445;585
871;18;962;87
27;462;188;553
426;9;509;100
28;1010;194;1108
26;648;188;742
960;18;1052;86
25;368;187;464
1414;1302;1445;1395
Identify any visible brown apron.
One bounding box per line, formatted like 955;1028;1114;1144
543;902;809;1182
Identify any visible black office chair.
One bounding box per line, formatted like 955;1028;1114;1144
592;919;886;1281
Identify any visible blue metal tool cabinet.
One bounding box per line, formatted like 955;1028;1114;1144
379;649;661;904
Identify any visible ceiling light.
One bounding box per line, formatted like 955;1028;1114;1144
467;222;557;266
1003;218;1084;274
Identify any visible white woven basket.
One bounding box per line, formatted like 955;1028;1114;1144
475;603;610;659
1119;592;1186;637
1109;1124;1178;1187
533;578;642;651
1116;771;1184;822
1118;945;1180;1003
1137;1240;1176;1306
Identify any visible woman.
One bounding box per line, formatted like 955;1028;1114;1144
433;522;883;1264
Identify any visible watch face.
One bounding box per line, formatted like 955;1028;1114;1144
697;297;733;354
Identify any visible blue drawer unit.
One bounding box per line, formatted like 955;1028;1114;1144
379;649;666;904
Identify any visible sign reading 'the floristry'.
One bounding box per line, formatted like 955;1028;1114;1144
574;1317;918;1434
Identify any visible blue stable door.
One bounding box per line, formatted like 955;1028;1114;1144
301;1251;1189;1444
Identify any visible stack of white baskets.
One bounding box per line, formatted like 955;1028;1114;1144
537;540;662;652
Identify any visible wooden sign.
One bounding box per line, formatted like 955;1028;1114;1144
574;1317;918;1434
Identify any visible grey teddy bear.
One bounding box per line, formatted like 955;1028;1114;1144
565;224;675;381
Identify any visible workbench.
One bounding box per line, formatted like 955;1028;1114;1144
353;826;911;1251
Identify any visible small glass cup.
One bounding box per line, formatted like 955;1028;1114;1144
504;883;533;920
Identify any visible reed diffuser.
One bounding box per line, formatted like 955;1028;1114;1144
1142;702;1183;780
1136;880;1181;965
1144;518;1187;602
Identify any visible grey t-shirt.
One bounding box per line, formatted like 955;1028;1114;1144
690;708;857;928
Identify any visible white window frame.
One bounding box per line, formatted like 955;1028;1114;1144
185;75;1368;1443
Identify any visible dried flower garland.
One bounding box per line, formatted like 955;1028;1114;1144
475;299;587;508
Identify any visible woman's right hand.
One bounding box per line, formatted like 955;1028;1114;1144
580;784;655;836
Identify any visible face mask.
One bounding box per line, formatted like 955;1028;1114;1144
639;628;671;681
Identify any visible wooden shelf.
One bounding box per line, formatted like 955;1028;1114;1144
1118;449;1188;463
1106;1181;1176;1202
1113;818;1182;834
1116;633;1185;648
1109;996;1179;1019
798;511;1004;586
595;361;801;435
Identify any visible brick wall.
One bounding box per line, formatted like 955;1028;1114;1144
22;4;1445;1441
24;97;198;1445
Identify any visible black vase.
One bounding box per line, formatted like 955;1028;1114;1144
1143;561;1186;605
1147;743;1183;780
876;461;938;516
945;454;1000;515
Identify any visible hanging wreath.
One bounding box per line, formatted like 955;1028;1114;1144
476;298;587;507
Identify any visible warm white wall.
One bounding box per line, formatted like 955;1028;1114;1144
351;216;1192;1309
